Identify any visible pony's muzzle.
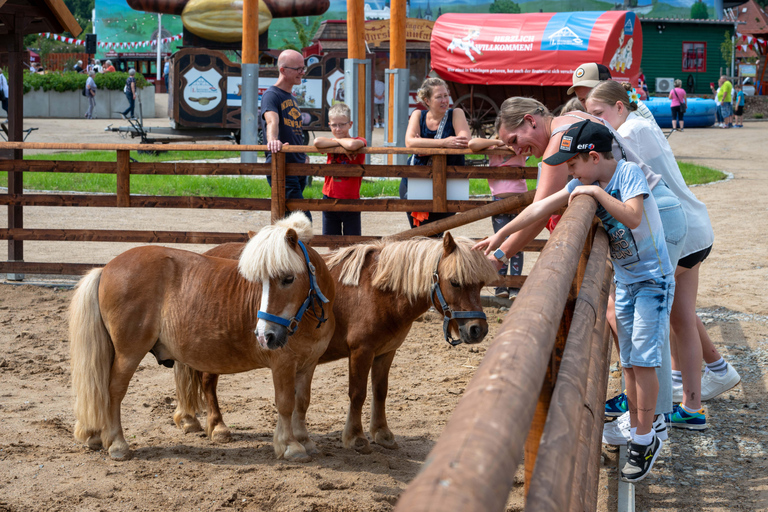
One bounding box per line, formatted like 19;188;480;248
256;324;289;350
459;319;488;344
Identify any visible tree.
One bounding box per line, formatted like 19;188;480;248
721;30;734;68
281;17;323;52
489;0;521;14
691;1;708;20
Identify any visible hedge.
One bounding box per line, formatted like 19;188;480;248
18;71;150;94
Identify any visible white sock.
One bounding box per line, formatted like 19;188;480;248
671;370;683;385
634;431;654;446
630;427;637;439
706;357;728;375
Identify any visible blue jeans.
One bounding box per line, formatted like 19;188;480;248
652;181;687;269
491;200;524;286
615;275;675;370
266;175;312;222
121;92;135;117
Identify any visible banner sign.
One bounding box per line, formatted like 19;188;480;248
430;11;642;87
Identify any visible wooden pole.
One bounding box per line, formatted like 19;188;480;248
393;195;598;512
6;16;25;268
386;189;536;240
524;228;610;512
388;0;406;165
347;0;366;135
431;154;447;214
271;151;286;222
116;150;131;207
242;0;259;64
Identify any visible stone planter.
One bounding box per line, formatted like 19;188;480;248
23;87;155;119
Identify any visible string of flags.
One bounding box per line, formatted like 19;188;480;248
39;32;182;49
736;32;767;55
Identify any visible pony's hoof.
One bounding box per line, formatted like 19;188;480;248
373;431;399;450
283;443;311;462
86;435;102;451
350;436;373;454
210;426;232;444
176;415;203;434
301;439;319;455
108;443;132;461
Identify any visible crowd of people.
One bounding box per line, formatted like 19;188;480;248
260;49;741;486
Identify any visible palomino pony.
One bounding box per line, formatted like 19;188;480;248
69;213;335;461
173;232;499;453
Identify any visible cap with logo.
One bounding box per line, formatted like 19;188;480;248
567;63;613;95
543;120;614;166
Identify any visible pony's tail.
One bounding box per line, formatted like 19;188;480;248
69;267;113;444
173;362;205;423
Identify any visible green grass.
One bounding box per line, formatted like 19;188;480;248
0;151;725;197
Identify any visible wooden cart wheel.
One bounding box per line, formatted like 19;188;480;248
453;93;499;138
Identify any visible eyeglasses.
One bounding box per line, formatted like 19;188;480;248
329;122;350;129
283;66;307;73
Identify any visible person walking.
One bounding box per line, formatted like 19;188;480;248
84;70;98;119
260;49;311;221
0;72;8;115
120;69;137;119
163;57;170;92
669;79;687;132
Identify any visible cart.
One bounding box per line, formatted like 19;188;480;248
431;11;644;138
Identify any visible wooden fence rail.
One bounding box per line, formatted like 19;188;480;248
1;142;541;279
393;195;613;512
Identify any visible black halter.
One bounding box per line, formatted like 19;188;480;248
430;254;487;346
256;240;329;335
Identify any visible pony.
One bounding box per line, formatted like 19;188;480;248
447;29;483;63
173;232;499;453
69;212;335;461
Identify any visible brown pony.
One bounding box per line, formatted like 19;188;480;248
69;213;335;461
173;233;498;453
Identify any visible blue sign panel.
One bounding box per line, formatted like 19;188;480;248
540;12;603;52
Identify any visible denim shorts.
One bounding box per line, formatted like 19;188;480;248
652;181;687;268
720;102;733;118
615;274;675;369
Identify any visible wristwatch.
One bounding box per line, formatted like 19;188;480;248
493;248;509;265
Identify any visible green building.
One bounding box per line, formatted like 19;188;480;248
639;18;739;95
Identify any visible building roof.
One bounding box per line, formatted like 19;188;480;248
0;0;82;38
639;17;738;26
733;0;768;36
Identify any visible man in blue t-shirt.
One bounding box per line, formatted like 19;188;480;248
473;120;674;484
260;49;310;221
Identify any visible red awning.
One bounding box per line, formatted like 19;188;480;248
430;11;642;87
29;50;40;62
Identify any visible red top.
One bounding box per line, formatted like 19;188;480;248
322;137;367;199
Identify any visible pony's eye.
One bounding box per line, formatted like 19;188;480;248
450;280;460;288
281;275;295;285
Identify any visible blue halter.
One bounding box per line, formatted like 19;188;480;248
431;254;487;346
257;240;329;335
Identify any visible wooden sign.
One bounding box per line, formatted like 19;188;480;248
365;18;434;47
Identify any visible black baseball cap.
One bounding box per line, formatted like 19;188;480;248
543;120;614;166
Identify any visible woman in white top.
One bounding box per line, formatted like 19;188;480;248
585;80;739;427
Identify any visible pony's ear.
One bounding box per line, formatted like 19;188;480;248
285;228;299;249
442;231;457;255
247;230;256;239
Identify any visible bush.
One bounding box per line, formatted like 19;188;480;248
754;113;764;119
20;70;149;94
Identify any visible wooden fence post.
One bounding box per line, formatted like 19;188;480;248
432;154;447;214
116;150;131;207
271;151;286;222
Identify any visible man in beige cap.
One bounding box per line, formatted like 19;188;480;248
568;62;655;122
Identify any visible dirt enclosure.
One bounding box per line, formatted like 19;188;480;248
1;120;768;511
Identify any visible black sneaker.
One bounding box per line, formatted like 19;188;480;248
494;286;509;299
621;435;662;483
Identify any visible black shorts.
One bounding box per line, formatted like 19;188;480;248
678;245;712;269
735;105;744;116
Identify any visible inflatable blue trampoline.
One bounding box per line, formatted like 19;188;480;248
643;97;717;128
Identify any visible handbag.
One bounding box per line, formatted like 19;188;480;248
673;89;686;113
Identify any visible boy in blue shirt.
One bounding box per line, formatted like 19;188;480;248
474;120;674;483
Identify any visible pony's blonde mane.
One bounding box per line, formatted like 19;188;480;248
238;212;313;282
327;236;499;303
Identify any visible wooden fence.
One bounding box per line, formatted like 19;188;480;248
0;142;542;283
41;53;89;72
394;195;613;512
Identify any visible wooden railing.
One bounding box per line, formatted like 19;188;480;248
0;142;542;281
394;195;613;512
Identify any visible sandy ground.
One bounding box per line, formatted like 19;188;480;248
0;119;767;511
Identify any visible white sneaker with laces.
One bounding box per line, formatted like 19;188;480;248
602;412;668;445
701;363;741;401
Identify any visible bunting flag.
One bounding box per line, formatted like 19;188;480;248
39;32;182;49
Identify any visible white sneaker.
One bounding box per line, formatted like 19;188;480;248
672;381;683;403
602;412;668;445
701;363;741;401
